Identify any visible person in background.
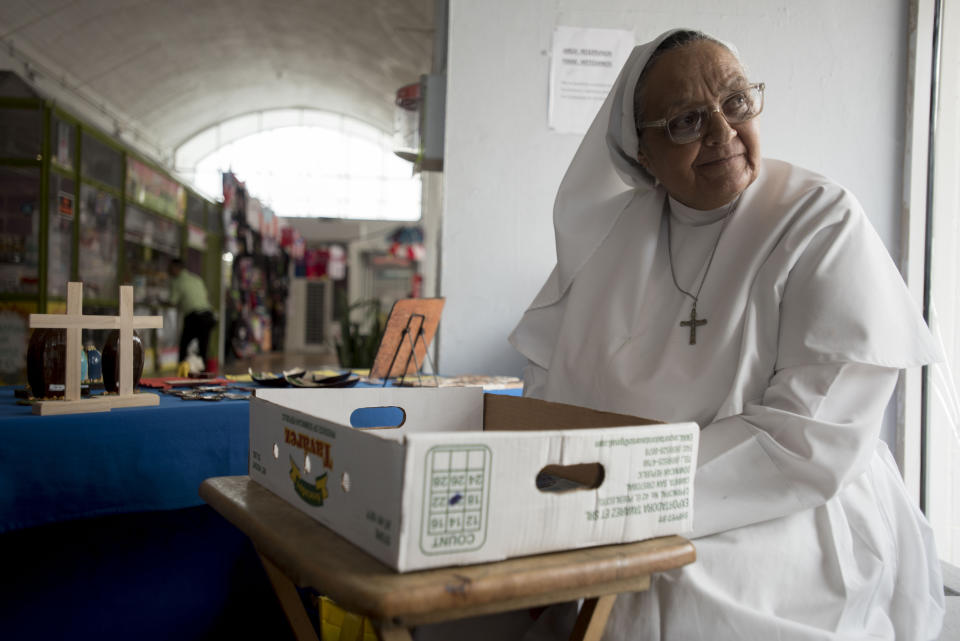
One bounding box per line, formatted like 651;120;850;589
510;28;944;640
167;258;216;375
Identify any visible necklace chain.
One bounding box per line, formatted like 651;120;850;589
665;196;738;343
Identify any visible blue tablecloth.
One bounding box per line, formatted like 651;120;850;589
0;503;293;641
0;385;271;641
0;381;522;641
0;387;250;533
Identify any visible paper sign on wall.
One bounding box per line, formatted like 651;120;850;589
548;26;634;135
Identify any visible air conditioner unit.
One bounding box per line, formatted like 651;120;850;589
304;280;328;346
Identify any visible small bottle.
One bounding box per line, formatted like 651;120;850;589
85;342;103;382
80;346;88;383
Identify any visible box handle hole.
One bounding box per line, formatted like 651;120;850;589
536;463;604;493
350;406;406;428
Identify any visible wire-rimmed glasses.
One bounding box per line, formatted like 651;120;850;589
637;82;765;144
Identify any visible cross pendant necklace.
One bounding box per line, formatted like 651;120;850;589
680;302;707;345
665;197;738;345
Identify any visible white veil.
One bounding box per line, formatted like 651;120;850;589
509;29;683;367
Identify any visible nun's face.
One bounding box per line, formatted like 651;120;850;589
637;40;761;210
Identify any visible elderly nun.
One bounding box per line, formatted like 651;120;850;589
510;28;945;640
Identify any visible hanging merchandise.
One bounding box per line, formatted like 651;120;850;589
388;226;426;262
280;225;305;260
220;170;290;364
328;245;346;280
281;224;307;277
305;248;329;278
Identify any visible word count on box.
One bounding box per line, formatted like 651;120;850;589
249;387;698;572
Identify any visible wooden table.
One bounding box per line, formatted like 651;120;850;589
200;476;696;641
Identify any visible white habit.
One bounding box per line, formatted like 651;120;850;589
510;30;945;641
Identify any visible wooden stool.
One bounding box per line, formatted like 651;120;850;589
200;476;696;641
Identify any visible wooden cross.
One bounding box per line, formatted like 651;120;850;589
679;304;707;345
28;282;163;415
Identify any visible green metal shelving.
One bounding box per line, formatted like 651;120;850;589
0;72;222;384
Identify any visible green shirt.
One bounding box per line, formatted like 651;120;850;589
169;269;212;316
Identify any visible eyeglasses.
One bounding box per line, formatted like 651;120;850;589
637;82;765;144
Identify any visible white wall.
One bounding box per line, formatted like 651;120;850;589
440;0;908;377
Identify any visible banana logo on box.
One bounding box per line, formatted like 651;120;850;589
289;456;329;506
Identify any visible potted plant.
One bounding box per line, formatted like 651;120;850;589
334;295;384;369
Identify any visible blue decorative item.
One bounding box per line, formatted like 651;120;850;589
80;347;88;383
85;343;102;382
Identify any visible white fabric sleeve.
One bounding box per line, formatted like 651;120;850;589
775;198;938;370
690;362;898;539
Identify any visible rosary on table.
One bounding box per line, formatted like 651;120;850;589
665;197;738;345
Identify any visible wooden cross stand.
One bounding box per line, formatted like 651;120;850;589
28;282;163;416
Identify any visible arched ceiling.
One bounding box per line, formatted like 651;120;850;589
0;0;434;165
